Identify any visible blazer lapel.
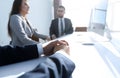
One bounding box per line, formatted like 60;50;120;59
64;18;67;32
19;16;33;37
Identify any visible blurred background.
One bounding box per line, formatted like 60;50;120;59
0;0;120;45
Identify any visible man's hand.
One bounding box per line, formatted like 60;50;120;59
54;40;70;55
43;40;69;56
43;40;66;56
43;40;57;56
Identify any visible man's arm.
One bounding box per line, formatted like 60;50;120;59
49;52;75;78
18;40;75;78
49;20;57;40
0;45;39;66
18;51;75;78
0;40;63;66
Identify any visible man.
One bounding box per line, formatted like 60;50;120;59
0;40;75;78
50;6;73;40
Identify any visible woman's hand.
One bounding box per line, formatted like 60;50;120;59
51;34;56;40
46;36;51;41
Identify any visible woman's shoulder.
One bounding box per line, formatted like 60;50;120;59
10;14;22;20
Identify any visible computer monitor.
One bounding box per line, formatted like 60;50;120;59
88;0;108;35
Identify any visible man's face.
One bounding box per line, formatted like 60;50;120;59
57;8;65;18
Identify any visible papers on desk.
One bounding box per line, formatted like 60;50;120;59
91;33;110;42
75;34;94;45
74;32;110;45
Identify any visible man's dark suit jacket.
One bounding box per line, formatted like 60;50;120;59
50;18;73;39
19;53;75;78
0;45;39;66
0;45;75;78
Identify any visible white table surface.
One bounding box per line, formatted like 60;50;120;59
0;32;120;78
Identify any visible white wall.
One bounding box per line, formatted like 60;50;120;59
107;0;120;31
28;0;53;35
62;0;100;27
0;0;53;45
0;0;13;45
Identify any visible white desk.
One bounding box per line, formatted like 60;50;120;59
0;32;120;78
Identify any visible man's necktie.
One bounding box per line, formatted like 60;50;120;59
60;18;64;36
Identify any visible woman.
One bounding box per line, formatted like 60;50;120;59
8;0;50;47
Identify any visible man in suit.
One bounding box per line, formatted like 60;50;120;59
50;6;73;40
0;40;75;78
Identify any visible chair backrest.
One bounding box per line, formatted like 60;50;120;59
75;27;87;32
